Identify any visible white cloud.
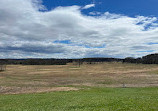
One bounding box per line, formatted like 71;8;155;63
0;0;158;58
89;11;102;15
82;4;95;9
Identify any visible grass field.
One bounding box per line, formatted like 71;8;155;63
0;87;158;111
0;62;158;110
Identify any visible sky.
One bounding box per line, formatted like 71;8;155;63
0;0;158;58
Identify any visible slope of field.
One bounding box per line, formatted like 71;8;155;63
0;62;158;94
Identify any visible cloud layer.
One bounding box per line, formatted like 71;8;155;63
0;0;158;58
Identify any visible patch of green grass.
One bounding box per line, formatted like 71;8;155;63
96;78;117;85
148;70;158;75
0;87;158;111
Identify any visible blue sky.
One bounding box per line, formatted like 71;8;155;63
42;0;158;17
0;0;158;58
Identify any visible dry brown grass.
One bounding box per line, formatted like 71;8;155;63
0;86;79;94
0;62;158;94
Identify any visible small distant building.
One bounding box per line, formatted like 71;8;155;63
0;60;6;71
0;65;6;71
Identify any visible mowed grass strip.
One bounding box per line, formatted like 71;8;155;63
0;87;158;111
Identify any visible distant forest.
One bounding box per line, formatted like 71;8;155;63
0;53;158;65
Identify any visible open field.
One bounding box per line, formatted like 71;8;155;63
1;62;158;110
1;62;158;94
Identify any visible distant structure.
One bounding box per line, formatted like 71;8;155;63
0;60;6;71
0;64;6;71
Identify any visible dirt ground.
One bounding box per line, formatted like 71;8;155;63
0;62;158;94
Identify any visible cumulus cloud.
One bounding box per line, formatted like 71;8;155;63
0;0;158;58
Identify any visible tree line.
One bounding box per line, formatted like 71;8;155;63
0;53;158;65
123;53;158;64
